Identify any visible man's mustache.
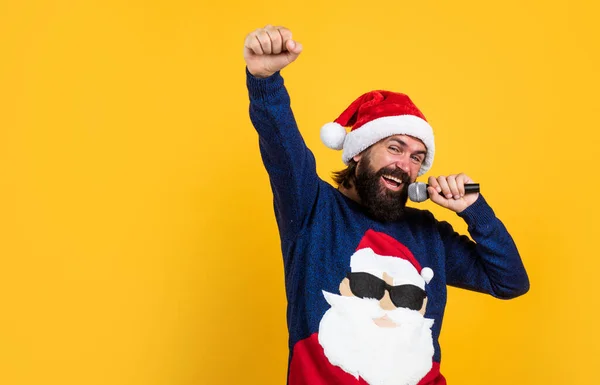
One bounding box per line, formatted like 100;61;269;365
376;167;411;184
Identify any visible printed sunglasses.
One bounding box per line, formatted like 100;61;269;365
346;272;427;311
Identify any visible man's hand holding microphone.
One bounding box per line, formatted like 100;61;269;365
409;174;480;213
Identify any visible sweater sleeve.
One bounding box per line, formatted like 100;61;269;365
439;195;530;299
246;69;320;240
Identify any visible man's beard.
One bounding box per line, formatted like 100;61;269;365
318;292;435;385
354;156;410;222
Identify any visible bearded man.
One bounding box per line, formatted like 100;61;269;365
243;25;529;385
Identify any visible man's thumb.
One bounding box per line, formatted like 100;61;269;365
286;40;303;57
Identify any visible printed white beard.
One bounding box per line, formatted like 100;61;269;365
318;291;435;385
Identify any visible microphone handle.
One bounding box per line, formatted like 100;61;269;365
427;183;480;195
464;183;480;194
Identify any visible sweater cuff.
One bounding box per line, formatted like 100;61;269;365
246;67;284;100
457;194;496;228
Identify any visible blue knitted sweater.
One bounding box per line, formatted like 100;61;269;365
246;69;529;385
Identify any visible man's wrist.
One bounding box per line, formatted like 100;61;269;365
457;194;496;228
248;70;275;79
246;67;283;100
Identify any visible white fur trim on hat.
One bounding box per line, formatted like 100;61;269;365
320;122;347;150
341;115;435;176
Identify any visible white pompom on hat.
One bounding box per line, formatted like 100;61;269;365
320;122;347;150
320;90;435;176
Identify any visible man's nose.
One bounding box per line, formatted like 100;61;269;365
394;154;411;173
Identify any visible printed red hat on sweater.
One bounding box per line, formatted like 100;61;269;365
351;229;434;288
320;90;435;176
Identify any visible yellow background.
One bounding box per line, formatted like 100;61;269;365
1;1;598;384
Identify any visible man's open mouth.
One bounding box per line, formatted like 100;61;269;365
381;175;403;191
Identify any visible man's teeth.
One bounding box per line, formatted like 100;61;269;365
384;175;402;183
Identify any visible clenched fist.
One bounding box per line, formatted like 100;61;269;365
244;25;303;78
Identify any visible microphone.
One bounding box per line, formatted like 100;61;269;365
408;182;480;202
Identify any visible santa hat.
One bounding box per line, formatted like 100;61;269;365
320;90;435;176
350;229;433;289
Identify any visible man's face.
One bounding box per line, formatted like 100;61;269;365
353;135;427;221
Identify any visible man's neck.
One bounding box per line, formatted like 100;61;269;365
338;184;361;204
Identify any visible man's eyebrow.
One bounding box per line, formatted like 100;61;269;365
388;138;427;155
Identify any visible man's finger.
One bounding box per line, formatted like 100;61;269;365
265;26;283;54
428;176;441;193
244;32;264;55
272;25;287;50
278;27;293;50
436;176;452;199
455;173;471;197
446;175;460;200
255;29;272;54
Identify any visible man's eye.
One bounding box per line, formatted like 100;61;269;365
389;146;400;152
411;155;423;163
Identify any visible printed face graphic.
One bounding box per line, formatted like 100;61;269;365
318;243;435;385
339;271;428;328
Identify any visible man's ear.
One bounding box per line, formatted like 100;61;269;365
353;153;362;163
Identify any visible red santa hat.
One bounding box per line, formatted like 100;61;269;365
350;229;433;289
320;90;435;176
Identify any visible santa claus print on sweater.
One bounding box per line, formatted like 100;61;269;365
288;230;445;385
